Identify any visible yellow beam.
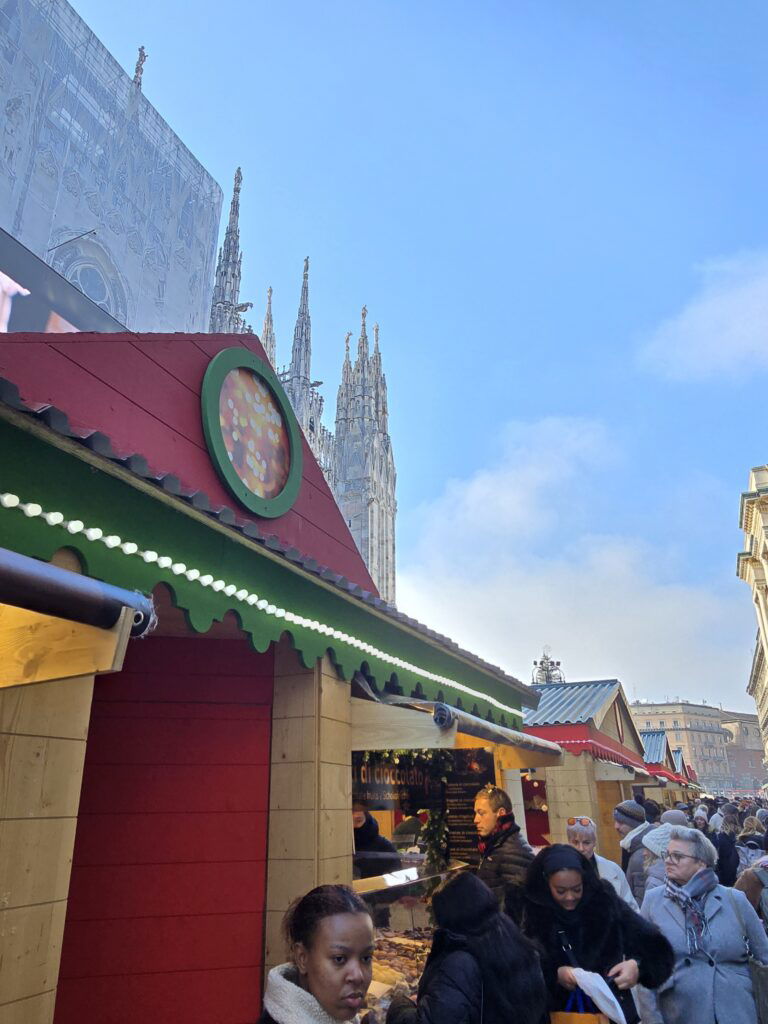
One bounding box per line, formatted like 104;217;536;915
0;604;133;688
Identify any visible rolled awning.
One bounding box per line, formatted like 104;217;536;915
349;690;563;769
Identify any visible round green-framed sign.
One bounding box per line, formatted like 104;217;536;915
201;348;303;518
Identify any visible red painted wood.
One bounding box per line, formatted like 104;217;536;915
72;812;268;866
122;637;273;677
132;337;213;392
56;967;262;1024
54;634;273;1024
84;717;271;765
90;700;272;721
58;912;263;976
0;333;377;590
52;340;207;450
78;762;271;814
66;861;267;919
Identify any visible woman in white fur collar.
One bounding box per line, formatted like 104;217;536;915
259;885;375;1024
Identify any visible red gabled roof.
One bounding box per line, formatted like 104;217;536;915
0;332;377;593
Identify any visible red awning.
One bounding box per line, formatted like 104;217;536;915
645;764;688;786
525;723;648;774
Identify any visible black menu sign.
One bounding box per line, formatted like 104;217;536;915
445;748;496;865
351;751;444;811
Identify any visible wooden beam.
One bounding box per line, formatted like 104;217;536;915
350;698;458;751
0;603;133;688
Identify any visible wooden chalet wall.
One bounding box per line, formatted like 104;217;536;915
53;635;273;1023
0;333;376;592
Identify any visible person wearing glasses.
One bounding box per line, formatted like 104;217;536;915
640;825;768;1024
566;815;638;908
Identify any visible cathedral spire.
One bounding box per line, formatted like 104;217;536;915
289;257;312;382
228;167;242;233
209;167;251;333
357;305;369;359
261;285;276;366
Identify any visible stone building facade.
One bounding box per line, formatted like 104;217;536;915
720;711;765;793
738;467;768;764
630;699;764;794
0;0;221;331
210;174;397;606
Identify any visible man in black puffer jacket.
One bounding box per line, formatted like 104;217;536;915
474;783;534;923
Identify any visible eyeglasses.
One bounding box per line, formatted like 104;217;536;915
662;851;701;864
567;817;594;827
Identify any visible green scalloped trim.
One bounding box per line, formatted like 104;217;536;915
0;417;522;728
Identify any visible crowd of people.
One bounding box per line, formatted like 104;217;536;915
257;788;768;1024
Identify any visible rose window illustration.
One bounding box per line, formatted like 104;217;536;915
218;367;291;500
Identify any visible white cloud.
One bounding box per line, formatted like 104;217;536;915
639;251;768;380
398;416;756;709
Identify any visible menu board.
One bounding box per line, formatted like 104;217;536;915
445;748;496;866
352;751;444;812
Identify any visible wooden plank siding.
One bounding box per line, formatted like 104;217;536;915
53;636;274;1024
0;333;376;591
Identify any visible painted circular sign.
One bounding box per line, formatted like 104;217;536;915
201;349;303;517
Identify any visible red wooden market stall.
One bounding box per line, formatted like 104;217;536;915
0;332;559;1023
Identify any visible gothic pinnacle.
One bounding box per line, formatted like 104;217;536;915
358;304;369;358
133;46;147;88
373;323;380;352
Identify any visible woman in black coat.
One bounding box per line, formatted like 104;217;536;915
387;871;547;1024
521;845;673;1024
712;821;740;886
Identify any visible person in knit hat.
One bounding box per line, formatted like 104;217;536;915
693;806;712;838
641;822;676;892
614;799;656;903
660;809;689;826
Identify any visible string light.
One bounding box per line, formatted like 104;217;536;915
0;491;519;716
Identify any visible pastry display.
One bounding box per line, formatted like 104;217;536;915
363;927;433;1023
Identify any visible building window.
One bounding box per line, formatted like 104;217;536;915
646;721;651;728
673;720;680;727
660;720;665;727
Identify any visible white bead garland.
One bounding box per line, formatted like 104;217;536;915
0;491;518;716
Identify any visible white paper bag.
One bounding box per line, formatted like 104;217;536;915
571;968;628;1024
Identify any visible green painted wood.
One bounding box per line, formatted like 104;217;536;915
0;418;523;726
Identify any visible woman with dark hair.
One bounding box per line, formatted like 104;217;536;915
712;813;740;886
522;845;673;1024
259;884;375;1024
386;870;546;1024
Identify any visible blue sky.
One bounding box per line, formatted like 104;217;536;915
73;0;768;709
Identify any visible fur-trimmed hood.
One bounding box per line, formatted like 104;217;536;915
261;964;360;1024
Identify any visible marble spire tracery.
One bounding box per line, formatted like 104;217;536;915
209;167;253;334
261;286;276;366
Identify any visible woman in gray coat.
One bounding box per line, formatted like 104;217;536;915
641;825;768;1024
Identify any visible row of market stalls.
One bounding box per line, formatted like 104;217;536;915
521;679;701;860
0;330;704;1024
0;331;564;1024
